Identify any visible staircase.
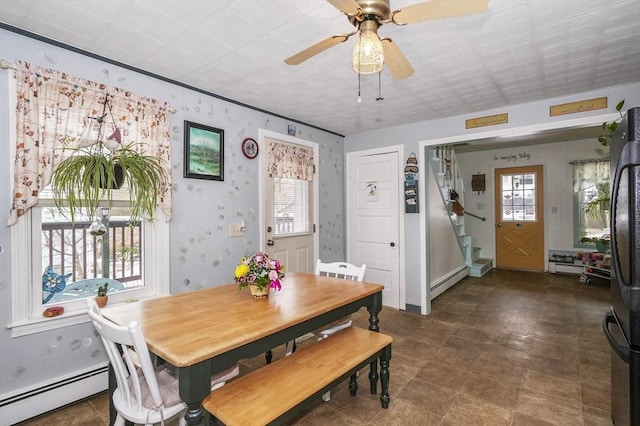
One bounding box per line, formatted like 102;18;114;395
464;235;493;277
428;146;492;279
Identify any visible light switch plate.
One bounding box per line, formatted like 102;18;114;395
229;223;244;237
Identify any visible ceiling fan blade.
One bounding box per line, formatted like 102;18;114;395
381;39;414;80
392;0;489;24
284;35;350;65
327;0;361;16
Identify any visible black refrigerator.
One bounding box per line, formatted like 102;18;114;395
603;106;640;426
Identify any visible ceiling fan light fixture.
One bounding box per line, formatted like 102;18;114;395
352;23;384;74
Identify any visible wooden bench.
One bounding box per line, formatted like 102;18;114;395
203;326;393;426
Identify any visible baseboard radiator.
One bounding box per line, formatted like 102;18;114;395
0;364;108;425
430;266;469;300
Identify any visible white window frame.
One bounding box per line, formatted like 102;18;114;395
9;208;170;337
5;73;170;337
573;159;610;247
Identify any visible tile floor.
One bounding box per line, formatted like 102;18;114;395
18;269;613;425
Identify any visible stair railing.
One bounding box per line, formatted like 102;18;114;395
464;211;486;222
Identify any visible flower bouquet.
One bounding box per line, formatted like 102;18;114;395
234;252;285;298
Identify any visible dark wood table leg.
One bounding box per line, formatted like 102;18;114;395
179;361;214;426
379;346;391;409
349;373;358;396
369;360;379;394
367;293;382;333
367;291;382;394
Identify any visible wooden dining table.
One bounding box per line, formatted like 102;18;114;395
101;272;384;426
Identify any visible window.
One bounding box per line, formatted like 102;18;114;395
266;138;314;238
500;172;538;222
40;204;143;304
6;63;171;337
273;177;312;236
10;205;169;337
573;159;610;247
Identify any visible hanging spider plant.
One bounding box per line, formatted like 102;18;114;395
51;141;168;223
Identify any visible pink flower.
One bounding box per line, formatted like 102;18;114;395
270;279;282;291
234;252;285;292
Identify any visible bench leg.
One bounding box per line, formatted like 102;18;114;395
379;347;391;409
369;359;378;394
349;373;358;396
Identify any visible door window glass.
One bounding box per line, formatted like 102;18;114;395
501;173;537;221
273;177;311;235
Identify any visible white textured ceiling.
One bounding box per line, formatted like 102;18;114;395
0;0;639;136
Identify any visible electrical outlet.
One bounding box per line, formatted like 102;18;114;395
229;223;245;237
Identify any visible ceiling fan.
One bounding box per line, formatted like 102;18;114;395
284;0;489;80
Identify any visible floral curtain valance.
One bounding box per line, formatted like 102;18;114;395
8;61;173;225
266;139;314;181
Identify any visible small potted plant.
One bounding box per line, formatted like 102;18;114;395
234;252;285;298
95;282;109;307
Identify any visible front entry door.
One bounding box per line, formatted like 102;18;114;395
495;165;545;271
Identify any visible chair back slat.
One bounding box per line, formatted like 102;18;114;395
315;260;366;282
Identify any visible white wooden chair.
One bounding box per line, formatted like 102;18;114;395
284;259;367;401
86;299;239;426
313;259;367;336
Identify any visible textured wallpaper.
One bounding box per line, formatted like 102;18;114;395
0;28;344;396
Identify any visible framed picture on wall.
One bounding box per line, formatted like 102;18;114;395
184;121;224;181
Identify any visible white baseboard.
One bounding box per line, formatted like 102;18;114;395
548;262;583;275
0;363;108;425
430;266;469;299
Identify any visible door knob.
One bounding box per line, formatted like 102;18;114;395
266;239;275;246
496;223;502;227
390;242;395;247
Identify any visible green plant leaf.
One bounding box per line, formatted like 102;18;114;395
615;100;625;111
51;141;168;223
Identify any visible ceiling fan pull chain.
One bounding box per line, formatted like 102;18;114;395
376;72;384;102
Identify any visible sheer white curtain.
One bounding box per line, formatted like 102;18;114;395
573;158;610;240
8;61;173;225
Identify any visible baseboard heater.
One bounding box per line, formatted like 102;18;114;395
430;266;469;300
0;364;108;425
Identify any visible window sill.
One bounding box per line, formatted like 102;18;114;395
7;293;168;338
7;310;90;337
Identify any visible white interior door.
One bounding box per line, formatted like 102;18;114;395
260;131;317;274
347;150;401;309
